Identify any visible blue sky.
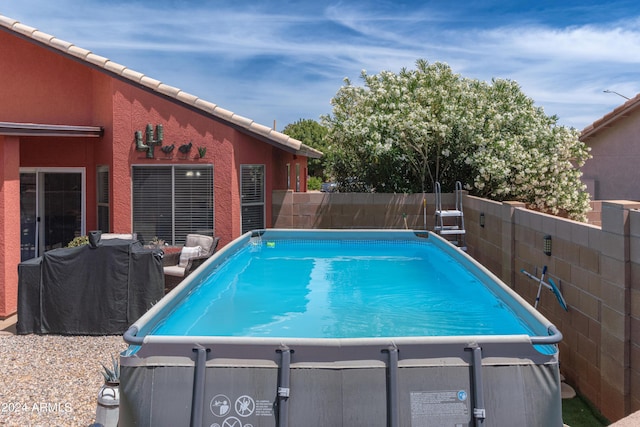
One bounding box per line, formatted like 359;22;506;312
2;1;640;131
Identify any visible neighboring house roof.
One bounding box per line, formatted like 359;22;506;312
0;14;322;159
580;93;640;141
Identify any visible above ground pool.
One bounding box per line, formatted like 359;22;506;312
120;229;563;427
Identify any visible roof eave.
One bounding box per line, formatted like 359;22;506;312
580;95;640;141
0;121;103;137
298;145;323;159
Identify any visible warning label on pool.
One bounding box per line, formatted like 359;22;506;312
209;393;273;427
410;390;469;427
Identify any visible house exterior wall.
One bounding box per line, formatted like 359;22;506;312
581;107;640;201
0;136;21;318
0;31;97;124
0;28;307;317
273;192;639;423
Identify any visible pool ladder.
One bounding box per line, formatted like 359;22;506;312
434;181;466;250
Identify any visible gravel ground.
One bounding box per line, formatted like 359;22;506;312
0;333;128;427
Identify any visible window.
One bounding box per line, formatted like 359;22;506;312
132;165;214;245
286;163;291;189
240;164;265;234
97;166;109;232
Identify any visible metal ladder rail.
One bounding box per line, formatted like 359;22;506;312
434;181;466;248
455;181;464;229
454;181;466;248
434;182;444;232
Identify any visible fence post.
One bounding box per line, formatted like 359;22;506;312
501;201;525;288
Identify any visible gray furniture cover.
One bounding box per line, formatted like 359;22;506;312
17;238;164;335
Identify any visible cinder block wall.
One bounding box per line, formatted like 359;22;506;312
272;191;640;423
629;209;640;412
272;190;456;230
462;196;640;423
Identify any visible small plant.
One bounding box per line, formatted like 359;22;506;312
198;146;207;158
149;236;165;247
100;355;120;385
307;176;322;191
67;236;89;247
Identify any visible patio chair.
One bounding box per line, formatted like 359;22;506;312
163;234;220;292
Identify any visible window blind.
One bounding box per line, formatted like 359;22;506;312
97;166;110;232
132;165;213;245
240;164;265;234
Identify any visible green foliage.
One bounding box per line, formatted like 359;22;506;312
307;176;322;191
100;355;120;384
150;236;165;247
562;396;608;426
282;119;329;178
322;59;591;221
67;236;89;247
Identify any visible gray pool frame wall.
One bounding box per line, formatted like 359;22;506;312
121;229;564;427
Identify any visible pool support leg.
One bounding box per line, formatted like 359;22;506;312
190;346;210;427
384;345;400;427
276;346;292;427
466;343;486;425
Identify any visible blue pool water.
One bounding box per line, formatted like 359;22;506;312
151;239;536;338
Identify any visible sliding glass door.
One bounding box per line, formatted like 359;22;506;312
20;169;85;261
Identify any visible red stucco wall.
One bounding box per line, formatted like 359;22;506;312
0;136;21;317
0;31;96;124
0;27;307;317
109;79;298;246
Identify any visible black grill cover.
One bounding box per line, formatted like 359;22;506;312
17;239;164;335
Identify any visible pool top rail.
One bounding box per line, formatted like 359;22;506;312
123;229;562;355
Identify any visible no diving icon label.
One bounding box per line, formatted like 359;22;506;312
209;393;270;427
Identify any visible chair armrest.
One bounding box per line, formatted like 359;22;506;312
184;255;211;276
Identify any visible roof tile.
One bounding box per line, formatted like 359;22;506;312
175;91;199;106
248;122;275;137
48;38;73;51
121;68;145;83
139;75;162;90
85;53;110;68
269;130;301;150
103;61;127;76
11;22;37;37
31;30;54;45
229;114;254;129
157;83;182;98
194;99;218;112
211;106;234;121
0;15;18;27
581;93;640;139
66;45;91;60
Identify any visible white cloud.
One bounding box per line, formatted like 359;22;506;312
2;1;639;129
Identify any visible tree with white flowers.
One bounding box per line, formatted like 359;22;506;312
321;59;591;221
